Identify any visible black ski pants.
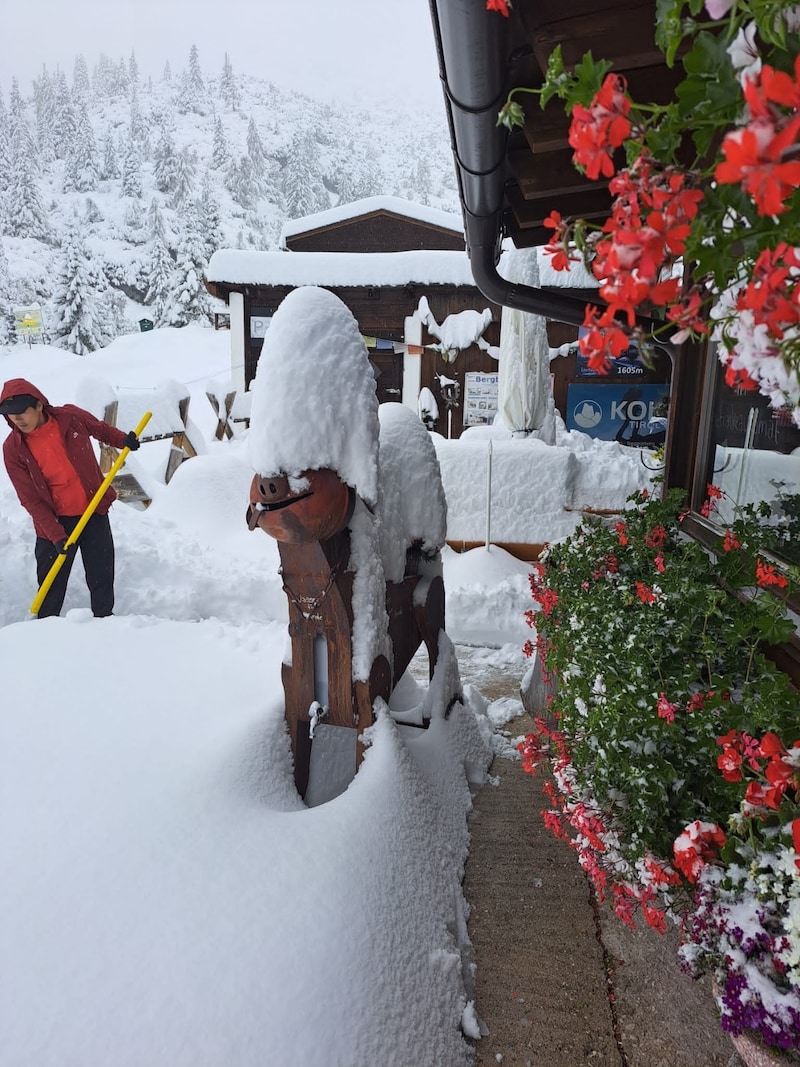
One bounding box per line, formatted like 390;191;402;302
34;513;115;618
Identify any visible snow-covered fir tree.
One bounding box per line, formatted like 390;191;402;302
198;173;223;262
170;201;212;326
0;93;9;193
0;235;16;344
210;116;228;170
283;134;321;218
128;51;139;92
32;70;56;166
7;149;49;240
92;54;118;99
8;79;38;177
171;148;196;208
128;87;149;156
101;288;132;339
177;45;207;115
246;116;266;176
226;153;260;211
83;197;103;226
121;136;142;198
100;132;118;180
50;213;105;354
52;69;76;161
124;197;145;241
72;54;92;107
115;57;130;98
219;53;240;111
153;126;179;194
414;159;432;206
335;166;358;206
8;80;26;142
63;102;98;193
145;198;175;326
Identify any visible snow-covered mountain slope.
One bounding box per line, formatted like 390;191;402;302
0;48;460;350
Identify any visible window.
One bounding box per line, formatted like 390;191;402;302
694;355;800;568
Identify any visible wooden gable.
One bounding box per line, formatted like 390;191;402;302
283;209;466;254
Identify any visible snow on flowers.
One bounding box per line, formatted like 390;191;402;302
678;730;800;1054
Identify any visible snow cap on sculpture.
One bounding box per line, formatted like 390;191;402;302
248;286;380;506
377;403;447;583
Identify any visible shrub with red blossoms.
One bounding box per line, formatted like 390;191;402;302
518;486;798;939
496;1;800;425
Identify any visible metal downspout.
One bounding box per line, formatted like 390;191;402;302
428;0;592;327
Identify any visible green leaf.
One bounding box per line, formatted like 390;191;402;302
570;52;614;107
539;46;569;109
655;0;688;64
755;613;796;646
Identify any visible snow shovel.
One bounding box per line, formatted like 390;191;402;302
29;411;152;617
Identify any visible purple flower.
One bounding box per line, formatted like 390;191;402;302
704;0;735;17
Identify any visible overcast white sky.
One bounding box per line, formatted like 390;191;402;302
0;0;444;110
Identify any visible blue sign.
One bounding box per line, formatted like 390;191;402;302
566;383;670;446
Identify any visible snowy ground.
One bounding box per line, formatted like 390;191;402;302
0;323;644;1065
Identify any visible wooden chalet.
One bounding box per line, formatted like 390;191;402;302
205;196;504;439
205;195;642;440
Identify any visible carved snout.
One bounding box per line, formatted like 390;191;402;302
247;468;355;543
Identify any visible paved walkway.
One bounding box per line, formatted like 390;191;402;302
453;649;742;1067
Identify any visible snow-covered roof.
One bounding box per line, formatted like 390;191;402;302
207;247;598;293
206;249;476;289
279;195;464;247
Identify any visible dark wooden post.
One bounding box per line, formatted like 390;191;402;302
247;470;444;798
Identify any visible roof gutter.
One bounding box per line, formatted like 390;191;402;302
428;0;591;327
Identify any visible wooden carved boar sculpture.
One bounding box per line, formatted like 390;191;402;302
244;286;447;799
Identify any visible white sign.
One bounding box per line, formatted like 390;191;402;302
250;316;272;339
463;371;499;426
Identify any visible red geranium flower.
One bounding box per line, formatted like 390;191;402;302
755;558;789;589
673;821;726;883
635;581;657;604
656;692;677;722
569;75;632;181
715;113;800;216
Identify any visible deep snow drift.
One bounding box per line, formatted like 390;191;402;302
0;322;652;1065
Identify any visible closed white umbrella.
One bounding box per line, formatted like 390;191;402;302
497;249;555;442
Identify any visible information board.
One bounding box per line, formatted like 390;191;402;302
463;371;499;426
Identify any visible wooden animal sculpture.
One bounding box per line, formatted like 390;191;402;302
245;286;448;799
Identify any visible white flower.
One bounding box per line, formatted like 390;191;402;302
727;22;762;84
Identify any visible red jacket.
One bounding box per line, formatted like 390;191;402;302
2;378;129;543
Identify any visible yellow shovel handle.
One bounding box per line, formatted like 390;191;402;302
29;411;152;616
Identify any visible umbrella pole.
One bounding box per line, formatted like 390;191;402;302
485;439;493;549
